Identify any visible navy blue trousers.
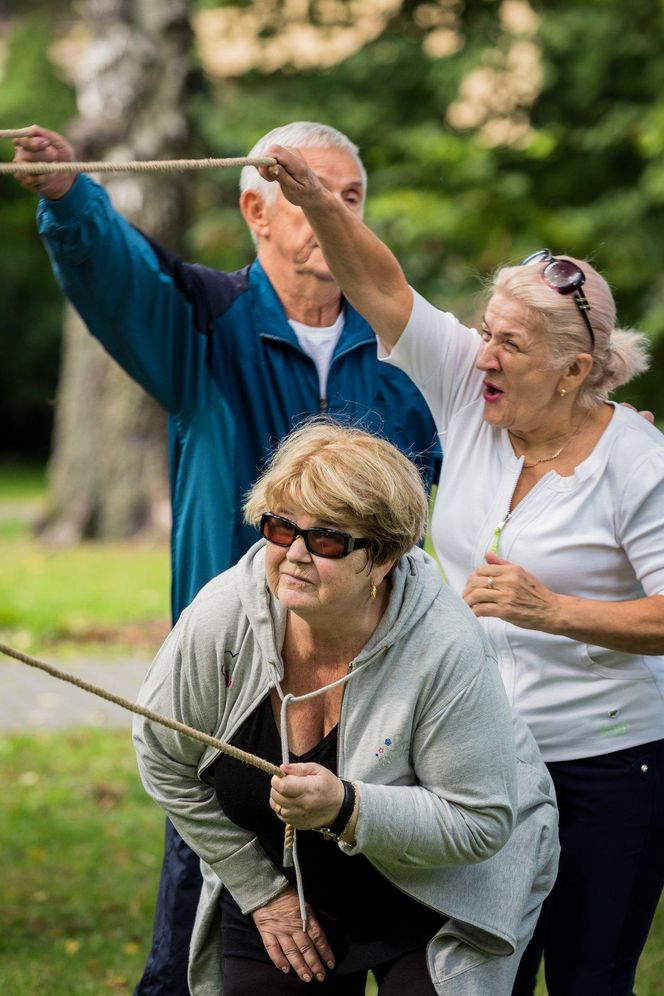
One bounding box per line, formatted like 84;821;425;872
134;818;202;996
513;739;664;996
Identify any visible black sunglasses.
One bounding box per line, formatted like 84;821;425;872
520;249;595;351
260;513;371;560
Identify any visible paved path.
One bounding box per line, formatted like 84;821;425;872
0;655;152;731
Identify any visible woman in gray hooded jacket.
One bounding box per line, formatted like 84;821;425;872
133;420;558;995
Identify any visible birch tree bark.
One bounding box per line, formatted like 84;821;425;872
41;0;194;543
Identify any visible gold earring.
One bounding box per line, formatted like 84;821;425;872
559;387;567;397
369;583;377;600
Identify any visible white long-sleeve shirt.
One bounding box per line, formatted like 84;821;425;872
383;289;664;761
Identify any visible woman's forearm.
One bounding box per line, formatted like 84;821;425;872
263;145;413;350
304;189;412;349
552;593;664;654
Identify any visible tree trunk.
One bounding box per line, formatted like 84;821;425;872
41;0;194;543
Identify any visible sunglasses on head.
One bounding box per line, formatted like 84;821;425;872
260;512;371;560
520;248;595;351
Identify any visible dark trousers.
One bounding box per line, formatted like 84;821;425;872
223;948;436;995
134;818;202;996
513;739;664;996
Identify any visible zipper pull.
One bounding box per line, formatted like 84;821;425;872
489;511;511;554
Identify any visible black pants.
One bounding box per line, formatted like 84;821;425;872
134;818;201;996
513;739;664;996
223;949;436;995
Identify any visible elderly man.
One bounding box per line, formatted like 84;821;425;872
12;122;439;995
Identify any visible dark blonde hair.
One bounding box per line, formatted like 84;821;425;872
491;256;650;409
243;419;428;566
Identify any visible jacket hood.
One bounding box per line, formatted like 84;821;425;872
235;539;444;683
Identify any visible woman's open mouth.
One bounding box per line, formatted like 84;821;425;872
482;380;504;403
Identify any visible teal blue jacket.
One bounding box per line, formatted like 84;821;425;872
38;175;440;620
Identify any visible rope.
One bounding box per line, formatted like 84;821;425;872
0;641;280;777
0;128;35;138
0;156;277;176
0;642;296;865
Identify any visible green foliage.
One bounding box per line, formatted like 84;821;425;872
0;14;76;458
0;14;75;126
189;0;664;413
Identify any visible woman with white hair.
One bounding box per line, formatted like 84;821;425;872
259;148;664;996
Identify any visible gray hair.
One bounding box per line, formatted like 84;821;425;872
239;121;367;207
491;256;651;410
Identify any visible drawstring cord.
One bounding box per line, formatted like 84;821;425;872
274;665;362;930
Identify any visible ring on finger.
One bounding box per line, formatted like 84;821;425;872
275;804;283;817
486;576;495;589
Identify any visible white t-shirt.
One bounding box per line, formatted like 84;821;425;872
382;288;664;762
290;312;345;402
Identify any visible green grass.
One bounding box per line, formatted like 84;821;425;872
0;462;46;501
0;463;47;542
0;533;170;650
0;463;170;652
0;729;163;995
1;732;662;995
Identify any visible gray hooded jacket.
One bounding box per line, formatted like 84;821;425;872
133;543;558;994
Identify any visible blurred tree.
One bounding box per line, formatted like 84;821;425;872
38;0;197;543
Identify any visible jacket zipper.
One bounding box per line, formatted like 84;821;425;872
489;510;512;555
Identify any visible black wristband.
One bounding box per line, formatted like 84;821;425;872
317;779;356;840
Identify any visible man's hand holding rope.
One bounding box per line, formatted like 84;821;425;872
12;124;75;199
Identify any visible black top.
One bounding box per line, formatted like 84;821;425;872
212;695;443;974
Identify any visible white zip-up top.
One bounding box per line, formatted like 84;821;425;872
383;289;664;762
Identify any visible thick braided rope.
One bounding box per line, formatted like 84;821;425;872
0;641;280;777
0;156;277;176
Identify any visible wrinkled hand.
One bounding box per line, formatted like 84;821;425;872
257;144;328;208
463;551;561;631
11;124;75;200
270;762;344;831
252;886;335;982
